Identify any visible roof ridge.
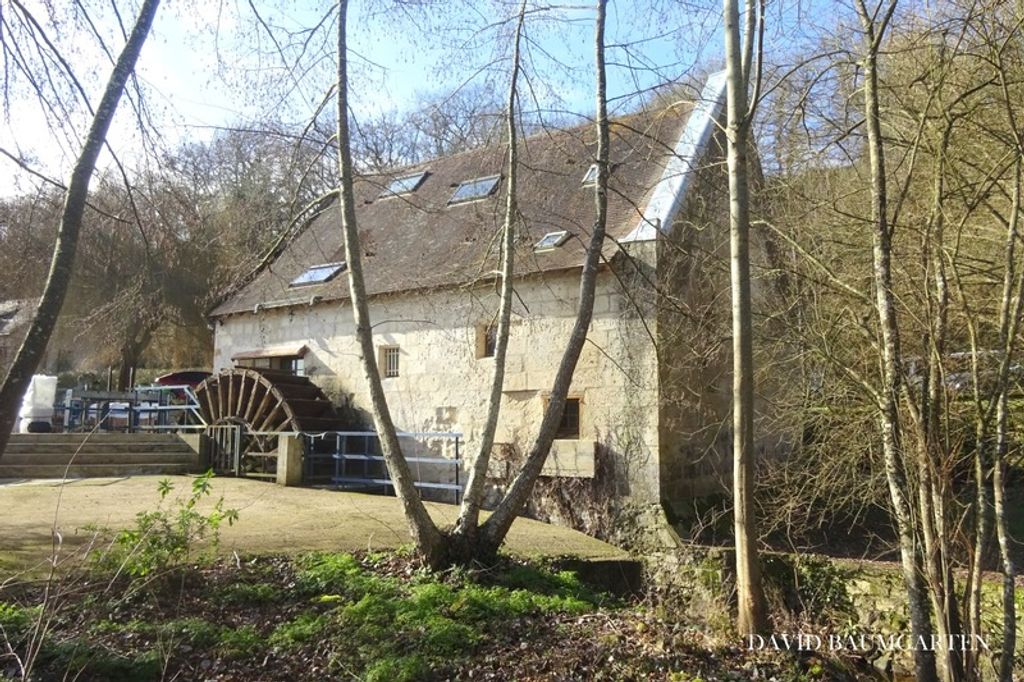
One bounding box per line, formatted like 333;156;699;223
362;102;693;179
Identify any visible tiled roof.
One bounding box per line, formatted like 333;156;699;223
211;104;693;317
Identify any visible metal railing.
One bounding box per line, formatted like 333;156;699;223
303;430;463;503
59;384;204;432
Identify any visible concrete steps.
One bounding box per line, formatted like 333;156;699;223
0;433;200;479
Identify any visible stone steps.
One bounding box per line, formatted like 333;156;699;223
0;452;197;465
0;463;196;479
7;433;180;444
3;442;193;455
0;433;200;479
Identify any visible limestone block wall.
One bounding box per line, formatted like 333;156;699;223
653;131;798;512
655;138;735;507
213;267;662;506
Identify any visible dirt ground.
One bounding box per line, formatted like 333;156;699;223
0;475;627;574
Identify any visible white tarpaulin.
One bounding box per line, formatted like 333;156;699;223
17;374;57;433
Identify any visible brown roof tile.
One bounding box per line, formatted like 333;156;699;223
211;104;692;317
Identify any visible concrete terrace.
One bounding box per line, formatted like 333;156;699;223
0;475;629;574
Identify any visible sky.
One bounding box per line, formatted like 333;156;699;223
0;0;827;197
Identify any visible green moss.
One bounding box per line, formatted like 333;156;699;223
364;654;430;682
22;552;609;681
408;582;456;611
217;625;263;658
40;639;161;681
302;552;604;678
269;612;329;650
160;618;222;647
295;552;398;599
213;581;280;606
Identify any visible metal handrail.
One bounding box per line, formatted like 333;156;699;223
302;429;463;503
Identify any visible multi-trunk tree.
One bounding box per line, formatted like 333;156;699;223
331;0;614;566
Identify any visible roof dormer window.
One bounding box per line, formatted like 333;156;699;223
289;262;347;287
448;175;500;205
380;171;428;199
581;163;599;185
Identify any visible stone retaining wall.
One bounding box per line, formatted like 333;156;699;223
642;543;1024;679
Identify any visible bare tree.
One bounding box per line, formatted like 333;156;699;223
329;0;615;566
451;0;527;554
723;0;769;636
351;85;504;172
475;0;611;557
334;0;447;564
0;0;161;455
855;2;938;678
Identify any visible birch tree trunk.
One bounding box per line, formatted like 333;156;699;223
992;389;1017;682
989;161;1022;682
477;0;610;557
334;0;444;566
854;1;938;678
0;0;161;457
723;0;768;637
452;0;527;546
987;56;1023;681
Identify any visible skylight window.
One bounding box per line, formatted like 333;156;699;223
581;164;599;185
380;171;428;198
533;231;571;252
448;175;500;205
289;262;346;287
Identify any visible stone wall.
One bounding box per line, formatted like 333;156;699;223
643;543;1024;679
214;264;664;527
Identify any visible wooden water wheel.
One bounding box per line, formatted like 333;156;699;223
193;368;345;478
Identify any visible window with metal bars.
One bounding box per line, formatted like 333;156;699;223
381;346;400;378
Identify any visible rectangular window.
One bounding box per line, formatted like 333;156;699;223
380;346;400;378
287;357;306;376
380;171;428;198
234;356;304;375
476;323;497;358
533;230;570;252
555;397;581;440
289;262;346;287
235;357;273;370
448;175;500;205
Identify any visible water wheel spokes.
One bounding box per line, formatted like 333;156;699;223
193;368;344;479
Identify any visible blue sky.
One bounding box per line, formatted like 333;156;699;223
1;0;833;196
137;1;720;127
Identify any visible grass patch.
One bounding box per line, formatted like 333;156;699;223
38;639;162;681
283;552;606;676
294;552;399;599
364;654;430;682
213;581;280;606
6;551;615;680
160;617;222;647
269;612;329;650
217;625;264;658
